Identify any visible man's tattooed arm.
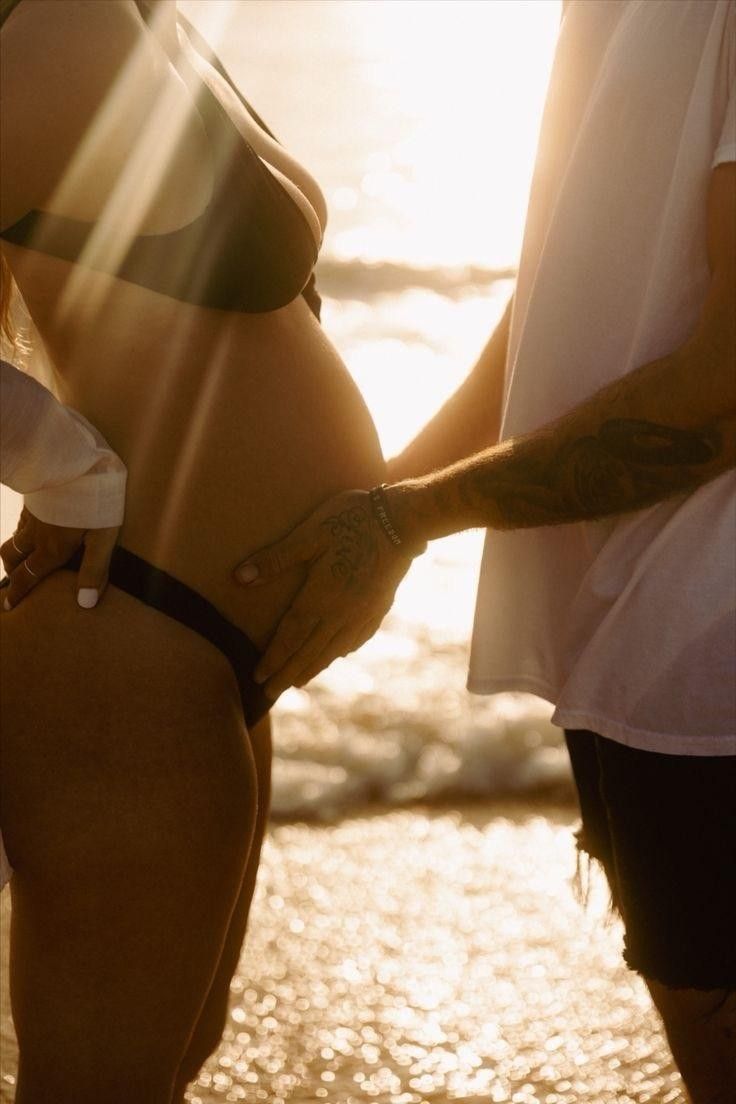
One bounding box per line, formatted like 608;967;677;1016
386;347;736;542
234;165;735;698
388;163;736;541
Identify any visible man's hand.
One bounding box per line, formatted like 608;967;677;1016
0;506;119;610
234;490;415;700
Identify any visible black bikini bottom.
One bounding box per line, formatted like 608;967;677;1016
64;546;271;728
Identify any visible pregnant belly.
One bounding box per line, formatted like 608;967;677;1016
7;247;384;646
103;297;384;645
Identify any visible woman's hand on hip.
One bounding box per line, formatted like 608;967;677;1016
234;490;414;700
0;506;119;611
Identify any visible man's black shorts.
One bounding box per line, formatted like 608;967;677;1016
565;729;736;991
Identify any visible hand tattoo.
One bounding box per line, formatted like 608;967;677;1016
323;506;379;586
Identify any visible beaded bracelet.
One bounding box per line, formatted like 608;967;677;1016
368;484;427;557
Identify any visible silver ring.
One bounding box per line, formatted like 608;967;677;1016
11;535;29;556
23;560;38;578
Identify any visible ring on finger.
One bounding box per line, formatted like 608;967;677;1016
23;560;38;578
11;535;30;556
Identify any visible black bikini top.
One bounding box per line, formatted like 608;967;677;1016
0;0;322;318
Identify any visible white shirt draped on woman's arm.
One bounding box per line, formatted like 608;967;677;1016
1;358;126;528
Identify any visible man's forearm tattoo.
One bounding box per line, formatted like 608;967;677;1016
322;507;378;585
422;416;723;532
598;419;718;466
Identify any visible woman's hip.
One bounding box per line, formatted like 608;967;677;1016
0;571;261;881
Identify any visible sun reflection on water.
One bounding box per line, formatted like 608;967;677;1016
176;806;682;1104
0;810;684;1100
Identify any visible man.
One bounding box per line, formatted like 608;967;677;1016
235;1;736;1099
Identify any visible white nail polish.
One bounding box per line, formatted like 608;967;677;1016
77;588;99;609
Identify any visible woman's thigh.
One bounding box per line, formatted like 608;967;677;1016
175;715;273;1096
1;572;259;1102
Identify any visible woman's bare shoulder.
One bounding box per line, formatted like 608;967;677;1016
1;0;164;227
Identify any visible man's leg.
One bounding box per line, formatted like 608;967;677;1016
564;731;736;1104
646;983;735;1104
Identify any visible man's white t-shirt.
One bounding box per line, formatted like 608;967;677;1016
468;0;736;756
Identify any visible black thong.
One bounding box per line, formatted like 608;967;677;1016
62;545;271;729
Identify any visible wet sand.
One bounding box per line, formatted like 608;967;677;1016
0;802;684;1103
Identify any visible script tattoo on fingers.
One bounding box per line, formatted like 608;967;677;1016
322;506;379;587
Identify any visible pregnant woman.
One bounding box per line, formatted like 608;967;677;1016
0;1;403;1099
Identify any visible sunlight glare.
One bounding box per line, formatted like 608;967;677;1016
329;0;560;268
151;330;232;566
44;1;244;564
51;1;239;326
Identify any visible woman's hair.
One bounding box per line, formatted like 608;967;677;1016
0;254;16;346
0;254;29;356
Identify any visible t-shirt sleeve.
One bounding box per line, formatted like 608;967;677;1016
0;359;126;528
713;85;735;166
713;14;736;168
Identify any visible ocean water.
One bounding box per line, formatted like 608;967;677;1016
0;805;683;1104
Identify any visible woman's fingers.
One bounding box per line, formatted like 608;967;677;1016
76;526;120;608
1;512;119;611
0;534;31;575
2;551;63;610
0;511;34;574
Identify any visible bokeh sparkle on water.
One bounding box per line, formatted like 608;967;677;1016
174;805;682;1104
0;808;686;1101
